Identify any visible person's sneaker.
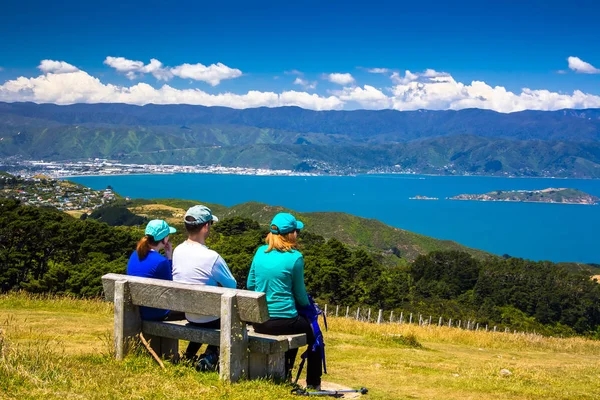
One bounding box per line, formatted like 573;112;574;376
306;384;321;391
196;351;219;372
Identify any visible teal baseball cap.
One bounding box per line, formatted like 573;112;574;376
184;205;219;225
269;212;304;235
145;219;176;241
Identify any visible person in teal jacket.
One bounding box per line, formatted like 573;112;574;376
247;213;322;389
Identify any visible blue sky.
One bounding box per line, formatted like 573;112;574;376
1;0;599;111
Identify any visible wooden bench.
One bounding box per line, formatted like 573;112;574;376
102;273;306;382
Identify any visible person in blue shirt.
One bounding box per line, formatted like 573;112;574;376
127;219;178;321
247;213;322;389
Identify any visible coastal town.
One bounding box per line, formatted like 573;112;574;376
0;159;322;179
0;158;425;179
0;172;116;212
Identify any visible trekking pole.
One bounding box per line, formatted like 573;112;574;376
292;387;368;397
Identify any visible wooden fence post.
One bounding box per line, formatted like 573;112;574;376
448;318;452;327
399;312;404;324
409;313;413;324
346;306;349;318
368;308;371;322
336;305;339;317
377;309;383;324
356;307;360;320
438;317;442;326
389;311;394;323
428;316;432;326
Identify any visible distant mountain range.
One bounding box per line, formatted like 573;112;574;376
1;102;600;177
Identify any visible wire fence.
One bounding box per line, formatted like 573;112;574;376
322;304;530;335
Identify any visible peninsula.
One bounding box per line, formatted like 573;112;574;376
449;188;599;205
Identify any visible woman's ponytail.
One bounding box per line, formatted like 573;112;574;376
136;235;159;260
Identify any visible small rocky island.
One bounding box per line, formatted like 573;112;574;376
449;188;599;205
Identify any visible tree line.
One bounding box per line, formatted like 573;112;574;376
1;199;599;337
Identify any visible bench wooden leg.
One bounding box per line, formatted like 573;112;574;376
220;292;248;382
114;280;141;360
248;352;285;380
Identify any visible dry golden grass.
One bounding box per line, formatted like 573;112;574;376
128;204;186;225
64;210;87;218
1;293;600;399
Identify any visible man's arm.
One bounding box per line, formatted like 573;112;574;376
212;255;237;289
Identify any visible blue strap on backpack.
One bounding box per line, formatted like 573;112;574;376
294;295;327;384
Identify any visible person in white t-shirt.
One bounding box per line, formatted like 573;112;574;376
172;205;237;371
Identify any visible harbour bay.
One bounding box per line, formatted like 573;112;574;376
70;173;600;264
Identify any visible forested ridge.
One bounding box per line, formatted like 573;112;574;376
1;198;599;337
3;102;600;177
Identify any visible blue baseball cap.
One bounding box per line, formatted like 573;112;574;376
145;219;176;241
184;205;219;225
269;213;304;235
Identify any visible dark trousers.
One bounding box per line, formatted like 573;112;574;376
184;318;221;358
163;311;186;321
253;315;322;386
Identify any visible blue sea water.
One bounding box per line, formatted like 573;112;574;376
70;174;600;264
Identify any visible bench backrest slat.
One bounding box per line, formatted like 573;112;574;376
102;273;269;323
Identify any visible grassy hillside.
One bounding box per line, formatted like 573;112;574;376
2;293;600;399
128;199;490;261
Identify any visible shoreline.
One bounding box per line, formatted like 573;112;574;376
56;171;597;180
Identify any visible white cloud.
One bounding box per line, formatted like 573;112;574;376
285;69;303;75
333;85;390;109
104;56;172;81
104;57;240;84
38;60;79;74
3;61;600;113
104;56;144;72
0;68;342;110
327;73;355;85
170;62;242;86
568;56;600;74
140;59;173;81
389;71;600;112
391;69;450;85
367;68;390;74
293;77;317;90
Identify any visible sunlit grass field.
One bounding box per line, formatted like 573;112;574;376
1;292;599;399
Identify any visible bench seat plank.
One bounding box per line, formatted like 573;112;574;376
142;320;307;354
